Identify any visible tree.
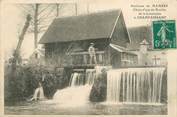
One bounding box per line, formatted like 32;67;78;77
75;3;78;16
18;4;59;49
18;3;83;50
56;3;61;17
13;14;32;66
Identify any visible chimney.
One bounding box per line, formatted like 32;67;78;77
140;39;149;54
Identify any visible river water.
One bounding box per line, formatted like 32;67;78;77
5;68;167;115
5;100;167;115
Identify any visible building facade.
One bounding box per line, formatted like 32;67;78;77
39;10;137;69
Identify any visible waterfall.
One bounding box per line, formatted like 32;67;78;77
69;69;96;87
107;67;165;104
85;69;96;85
53;69;96;107
69;72;85;86
30;84;45;101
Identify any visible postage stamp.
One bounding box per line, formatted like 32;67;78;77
153;20;176;49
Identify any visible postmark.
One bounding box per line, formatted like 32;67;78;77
153;20;176;49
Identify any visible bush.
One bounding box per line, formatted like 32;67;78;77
4;64;59;105
5;66;29;103
42;72;58;99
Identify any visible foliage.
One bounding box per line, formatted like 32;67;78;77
4;64;62;105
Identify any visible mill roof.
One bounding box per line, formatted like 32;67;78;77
39;10;127;44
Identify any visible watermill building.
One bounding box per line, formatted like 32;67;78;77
39;10;138;69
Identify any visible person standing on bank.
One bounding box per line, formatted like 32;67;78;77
88;43;97;64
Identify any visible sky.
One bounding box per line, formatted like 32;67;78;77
1;0;177;60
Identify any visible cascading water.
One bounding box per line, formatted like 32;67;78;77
29;83;45;101
69;72;85;86
107;67;165;104
53;69;96;107
85;69;96;85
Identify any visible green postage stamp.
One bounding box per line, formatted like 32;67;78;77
153;20;176;49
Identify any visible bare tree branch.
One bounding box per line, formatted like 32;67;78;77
38;4;51;15
18;5;33;15
18;3;63;49
38;6;56;21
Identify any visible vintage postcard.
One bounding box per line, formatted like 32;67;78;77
0;0;177;116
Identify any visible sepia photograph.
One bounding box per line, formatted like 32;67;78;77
1;0;177;116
